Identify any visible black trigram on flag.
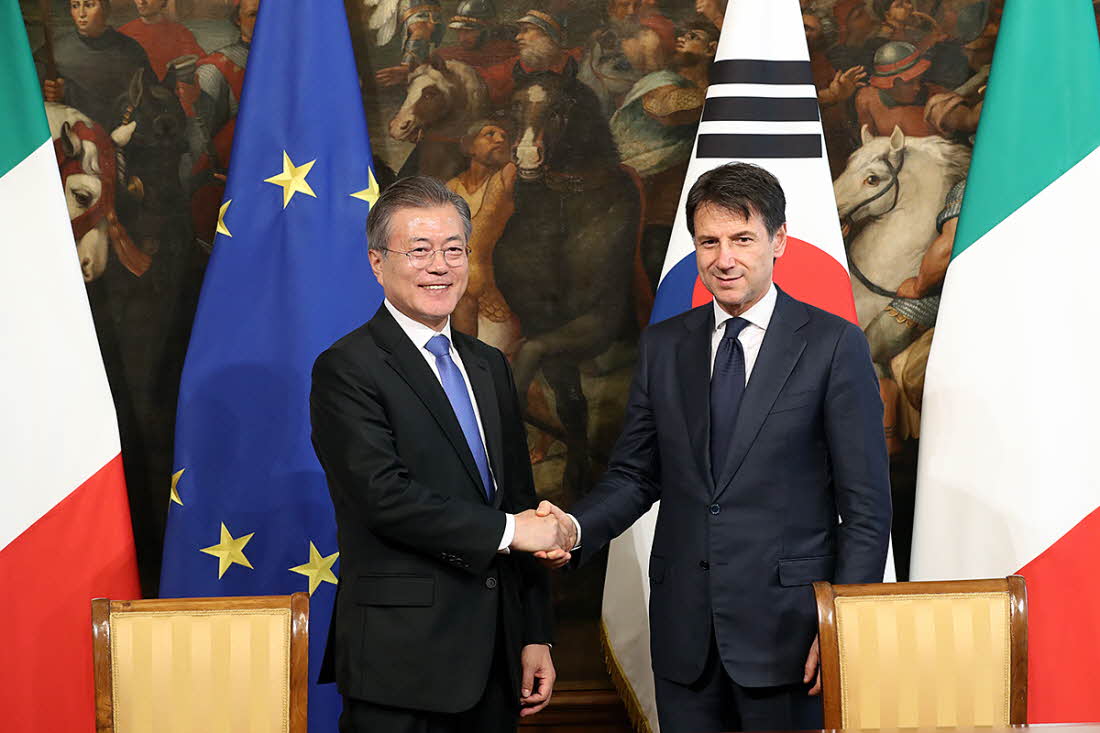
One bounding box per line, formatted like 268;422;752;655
697;59;823;159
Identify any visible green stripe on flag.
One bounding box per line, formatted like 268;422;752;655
0;0;51;178
953;0;1100;259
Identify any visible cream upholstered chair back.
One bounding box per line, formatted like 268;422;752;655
92;594;308;733
813;577;1027;730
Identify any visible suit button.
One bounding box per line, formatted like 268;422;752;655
709;503;721;515
485;577;498;589
699;560;709;570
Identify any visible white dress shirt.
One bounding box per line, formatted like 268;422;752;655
710;283;777;382
566;284;780;552
383;300;515;551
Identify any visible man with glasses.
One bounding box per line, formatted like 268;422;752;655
310;176;567;732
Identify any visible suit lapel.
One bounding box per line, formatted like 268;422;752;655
677;305;716;490
454;333;505;509
714;290;808;499
369;307;489;503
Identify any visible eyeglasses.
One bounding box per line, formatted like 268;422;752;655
382;245;471;269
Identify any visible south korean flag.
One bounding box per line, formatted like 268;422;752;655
650;0;857;324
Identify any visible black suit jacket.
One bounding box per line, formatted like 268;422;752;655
310;304;553;713
572;288;891;688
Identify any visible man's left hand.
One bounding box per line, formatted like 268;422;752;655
804;634;821;695
519;644;556;717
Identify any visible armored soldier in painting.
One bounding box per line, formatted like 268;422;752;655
186;0;258;247
436;0;517;70
373;0;444;87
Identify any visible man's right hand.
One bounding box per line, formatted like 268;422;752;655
824;66;867;105
530;501;577;569
511;509;569;553
43;78;65;103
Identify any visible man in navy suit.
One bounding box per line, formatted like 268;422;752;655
539;162;892;732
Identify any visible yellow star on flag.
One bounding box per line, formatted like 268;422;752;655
350;167;380;207
216;199;232;237
289;542;340;595
200;523;255;579
264;151;317;208
169;468;185;506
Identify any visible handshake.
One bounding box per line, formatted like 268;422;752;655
511;501;577;569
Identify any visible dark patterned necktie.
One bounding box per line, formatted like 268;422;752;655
709;317;750;485
425;334;493;500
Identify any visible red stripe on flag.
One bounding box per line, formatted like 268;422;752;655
692;271;712;308
0;454;140;731
773;236;857;323
1018;505;1100;722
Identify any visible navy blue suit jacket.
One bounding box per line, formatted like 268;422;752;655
572;287;891;688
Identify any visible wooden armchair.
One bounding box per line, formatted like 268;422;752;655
91;594;309;733
813;576;1027;729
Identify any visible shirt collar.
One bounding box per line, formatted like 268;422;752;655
384;299;453;352
712;283;777;334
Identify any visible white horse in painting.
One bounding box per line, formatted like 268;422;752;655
833;125;970;328
44;102;144;281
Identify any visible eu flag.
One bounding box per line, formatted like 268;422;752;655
159;2;382;728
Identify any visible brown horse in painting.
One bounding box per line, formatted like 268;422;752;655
494;61;643;497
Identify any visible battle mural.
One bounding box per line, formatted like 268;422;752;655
350;0;724;682
25;0;1100;686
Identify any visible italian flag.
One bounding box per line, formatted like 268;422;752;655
911;0;1100;722
0;1;140;730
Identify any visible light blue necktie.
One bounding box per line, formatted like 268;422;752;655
425;334;493;500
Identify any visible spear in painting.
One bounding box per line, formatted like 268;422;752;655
36;0;59;80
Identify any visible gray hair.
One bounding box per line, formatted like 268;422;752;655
366;175;472;253
804;5;839;48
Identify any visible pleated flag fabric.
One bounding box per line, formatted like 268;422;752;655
0;0;141;728
158;2;384;729
911;0;1100;722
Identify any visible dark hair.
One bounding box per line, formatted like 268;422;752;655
681;19;719;46
459;114;514;156
366;175;472;253
685;162;786;238
871;0;893;21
